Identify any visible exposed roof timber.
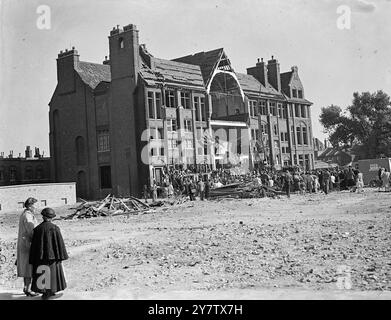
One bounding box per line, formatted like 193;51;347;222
207;70;245;101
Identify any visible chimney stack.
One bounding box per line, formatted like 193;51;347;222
56;46;80;94
25;146;32;158
247;57;268;87
267;56;281;92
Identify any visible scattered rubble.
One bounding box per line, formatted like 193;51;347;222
61;194;152;219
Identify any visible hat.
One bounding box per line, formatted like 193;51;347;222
24;197;38;208
41;207;56;218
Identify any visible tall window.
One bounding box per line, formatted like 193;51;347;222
301;104;306;118
260;124;268;135
292;89;297;98
296;127;302;145
97;130;110;152
148;92;154;118
291;126;295;145
302;127;308;145
167;119;177;132
155;92;162;119
165;90;175;108
148;91;162;119
270;102;277;116
289;104;294;118
180;92;191;109
260;101;267;115
273;124;278;136
294;104;300;118
100;166;112;189
184;119;193;132
283;105;288;119
194;97;200;121
200;97;206;121
277;104;283;118
249;100;257;117
298;90;303;99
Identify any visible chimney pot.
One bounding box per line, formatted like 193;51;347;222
272;55;274;60
257;58;260;63
72;46;75;50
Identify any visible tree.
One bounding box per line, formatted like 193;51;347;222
319;90;391;159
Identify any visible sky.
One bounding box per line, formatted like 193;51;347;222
1;0;390;156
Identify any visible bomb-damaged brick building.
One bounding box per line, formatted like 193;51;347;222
49;23;315;199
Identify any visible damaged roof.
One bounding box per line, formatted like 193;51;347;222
173;48;224;84
139;58;205;89
235;73;284;98
76;62;111;89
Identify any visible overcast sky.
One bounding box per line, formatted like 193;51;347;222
1;0;390;156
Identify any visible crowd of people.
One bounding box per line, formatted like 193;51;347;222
143;164;375;202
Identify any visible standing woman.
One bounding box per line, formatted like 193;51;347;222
17;197;39;296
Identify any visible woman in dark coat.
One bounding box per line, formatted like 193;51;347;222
29;208;68;300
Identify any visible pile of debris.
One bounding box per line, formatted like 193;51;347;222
209;182;284;199
61;194;151;220
149;195;189;207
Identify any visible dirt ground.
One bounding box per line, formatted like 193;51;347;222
1;188;391;300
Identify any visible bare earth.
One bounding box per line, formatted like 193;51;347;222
1;189;391;300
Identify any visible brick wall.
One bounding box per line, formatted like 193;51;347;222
0;182;76;213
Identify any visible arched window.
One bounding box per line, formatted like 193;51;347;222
75;136;86;166
119;37;124;49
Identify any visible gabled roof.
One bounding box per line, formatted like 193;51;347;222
173;48;225;85
76;62;111;89
235;73;284;98
139;58;205;89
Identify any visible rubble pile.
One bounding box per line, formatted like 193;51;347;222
62;194;151;219
209;182;284;199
